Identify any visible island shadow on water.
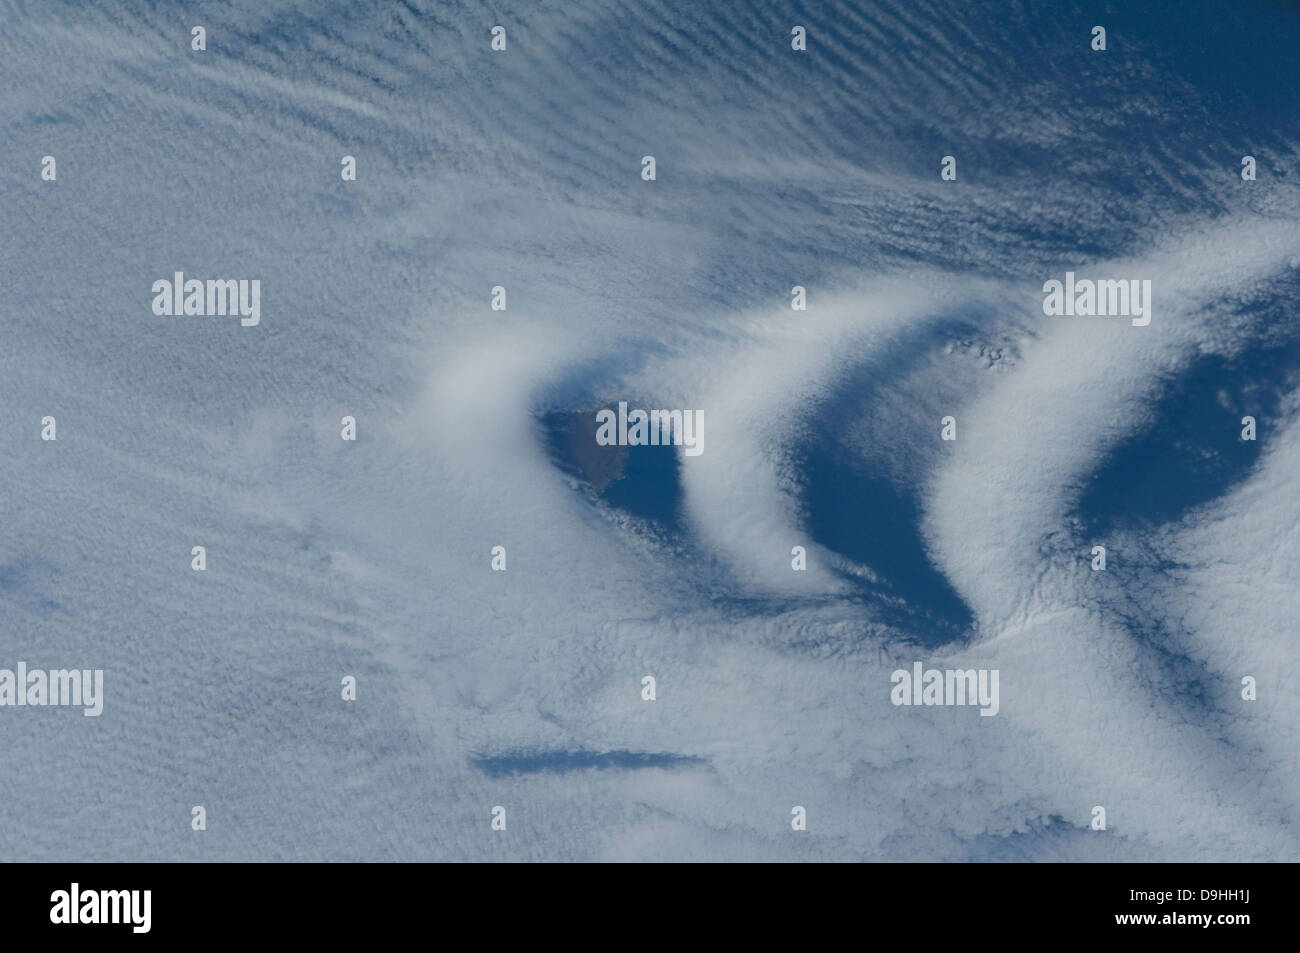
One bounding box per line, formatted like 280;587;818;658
540;408;684;528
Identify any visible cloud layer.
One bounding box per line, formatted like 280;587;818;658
2;0;1299;860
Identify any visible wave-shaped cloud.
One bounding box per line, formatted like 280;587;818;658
3;0;1299;861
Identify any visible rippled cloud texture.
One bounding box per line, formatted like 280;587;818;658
3;0;1299;861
